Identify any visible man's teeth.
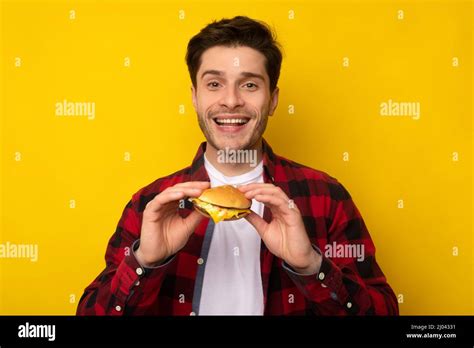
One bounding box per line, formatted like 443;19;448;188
215;118;248;125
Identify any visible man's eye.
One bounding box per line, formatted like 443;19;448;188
207;82;220;88
243;82;257;89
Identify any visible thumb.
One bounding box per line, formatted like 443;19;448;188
182;210;205;236
245;211;268;238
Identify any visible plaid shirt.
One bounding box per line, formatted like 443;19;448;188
77;139;399;316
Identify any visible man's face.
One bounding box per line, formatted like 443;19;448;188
192;45;279;151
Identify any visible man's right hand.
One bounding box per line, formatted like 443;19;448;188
135;181;210;268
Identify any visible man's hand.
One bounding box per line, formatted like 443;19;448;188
135;181;210;267
239;183;321;275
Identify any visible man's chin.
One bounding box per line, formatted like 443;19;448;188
214;143;246;151
207;136;245;151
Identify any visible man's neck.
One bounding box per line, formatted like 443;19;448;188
204;139;263;177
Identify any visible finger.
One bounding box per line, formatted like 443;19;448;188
147;187;204;212
244;187;289;201
172;181;210;189
167;186;206;197
238;183;276;192
145;191;183;212
161;182;209;199
252;193;292;215
244;211;268;238
182;210;205;237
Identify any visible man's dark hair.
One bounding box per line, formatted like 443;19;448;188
186;16;282;92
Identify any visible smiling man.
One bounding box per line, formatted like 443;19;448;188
77;16;398;316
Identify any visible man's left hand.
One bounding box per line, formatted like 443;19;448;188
238;183;321;275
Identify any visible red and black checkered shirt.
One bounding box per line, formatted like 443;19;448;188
77;139;399;315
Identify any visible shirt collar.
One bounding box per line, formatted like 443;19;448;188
188;138;276;183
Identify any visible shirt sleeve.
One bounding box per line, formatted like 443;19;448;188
282;181;399;316
76;198;176;316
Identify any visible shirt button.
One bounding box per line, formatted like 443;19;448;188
115;305;122;312
135;280;140;286
136;267;143;276
318;272;325;281
197;258;204;265
346;302;353;309
190;311;196;316
321;283;327;288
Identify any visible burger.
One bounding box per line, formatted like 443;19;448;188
188;185;252;223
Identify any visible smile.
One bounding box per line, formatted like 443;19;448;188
212;115;251;127
213;118;250;126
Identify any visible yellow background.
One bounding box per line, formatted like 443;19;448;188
0;0;472;315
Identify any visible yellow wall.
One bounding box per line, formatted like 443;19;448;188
0;0;472;315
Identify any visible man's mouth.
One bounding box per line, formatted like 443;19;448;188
212;116;250;127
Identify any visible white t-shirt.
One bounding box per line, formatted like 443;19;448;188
198;155;265;315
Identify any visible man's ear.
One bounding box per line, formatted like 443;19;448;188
268;87;279;116
191;85;197;110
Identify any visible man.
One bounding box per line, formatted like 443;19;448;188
77;16;398;315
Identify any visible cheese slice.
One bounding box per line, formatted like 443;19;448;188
189;198;250;223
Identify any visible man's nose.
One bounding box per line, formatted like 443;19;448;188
219;86;244;109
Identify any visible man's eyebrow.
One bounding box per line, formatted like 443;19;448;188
200;70;223;79
240;71;265;81
200;70;266;81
